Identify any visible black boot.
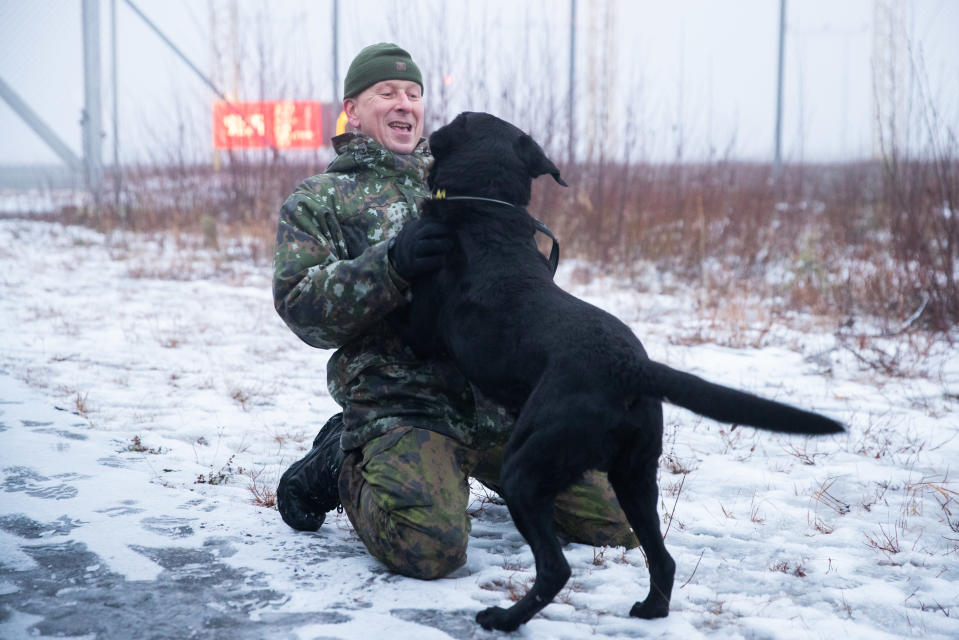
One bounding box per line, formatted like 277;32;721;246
277;413;346;531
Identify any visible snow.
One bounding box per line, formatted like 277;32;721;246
1;218;957;639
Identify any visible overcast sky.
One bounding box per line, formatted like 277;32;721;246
0;0;957;167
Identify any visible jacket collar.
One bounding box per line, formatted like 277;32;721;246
327;133;430;181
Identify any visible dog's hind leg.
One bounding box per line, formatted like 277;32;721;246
607;399;675;619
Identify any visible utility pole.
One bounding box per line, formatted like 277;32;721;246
568;0;576;162
0;78;83;172
773;0;786;178
111;0;121;208
82;0;104;202
872;0;907;160
332;0;340;104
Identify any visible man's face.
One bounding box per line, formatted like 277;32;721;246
344;80;424;154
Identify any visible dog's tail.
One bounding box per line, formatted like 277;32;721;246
640;360;844;435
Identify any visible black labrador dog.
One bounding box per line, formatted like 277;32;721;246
392;112;844;631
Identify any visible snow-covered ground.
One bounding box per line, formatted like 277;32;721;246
1;218;956;639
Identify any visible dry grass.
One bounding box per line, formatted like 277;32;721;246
195;453;244;486
556;158;956;332
592;546;607;566
812;477;852;516
662;452;696;475
785;440;825;466
72;391;92;418
246;466;278;509
120;435;168;455
41;146;958;336
865;523;903;557
479;574;535;603
749;493;765;525
770;559;808;578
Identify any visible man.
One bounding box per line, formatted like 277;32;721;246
273;43;637;580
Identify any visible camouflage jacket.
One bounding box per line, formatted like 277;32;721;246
273;133;511;451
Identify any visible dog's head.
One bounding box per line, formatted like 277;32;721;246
428;112;567;205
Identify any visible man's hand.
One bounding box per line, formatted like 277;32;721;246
388;218;452;281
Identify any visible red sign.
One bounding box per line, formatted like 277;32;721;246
213;100;324;149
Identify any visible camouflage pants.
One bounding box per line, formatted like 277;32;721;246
338;426;638;580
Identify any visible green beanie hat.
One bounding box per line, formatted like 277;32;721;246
343;43;423;99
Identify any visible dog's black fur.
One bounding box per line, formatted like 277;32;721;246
391;112;844;631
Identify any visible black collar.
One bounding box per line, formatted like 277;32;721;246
431;189;560;275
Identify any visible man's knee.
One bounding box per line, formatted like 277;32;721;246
383;520;469;579
337;429;473;579
553;470;639;549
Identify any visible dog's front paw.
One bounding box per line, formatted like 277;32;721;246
476;606;521;632
629;597;670;619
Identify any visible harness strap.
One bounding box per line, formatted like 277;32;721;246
531;217;560;275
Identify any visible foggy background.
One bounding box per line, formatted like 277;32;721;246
1;0;957;174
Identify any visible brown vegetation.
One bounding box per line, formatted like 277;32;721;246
57;150;956;334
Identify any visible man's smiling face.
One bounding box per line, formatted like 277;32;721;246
344;79;424;154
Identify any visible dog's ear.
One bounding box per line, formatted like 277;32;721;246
515;134;568;187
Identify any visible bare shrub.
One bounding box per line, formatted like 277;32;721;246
770;559;808;577
246;466;277;508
